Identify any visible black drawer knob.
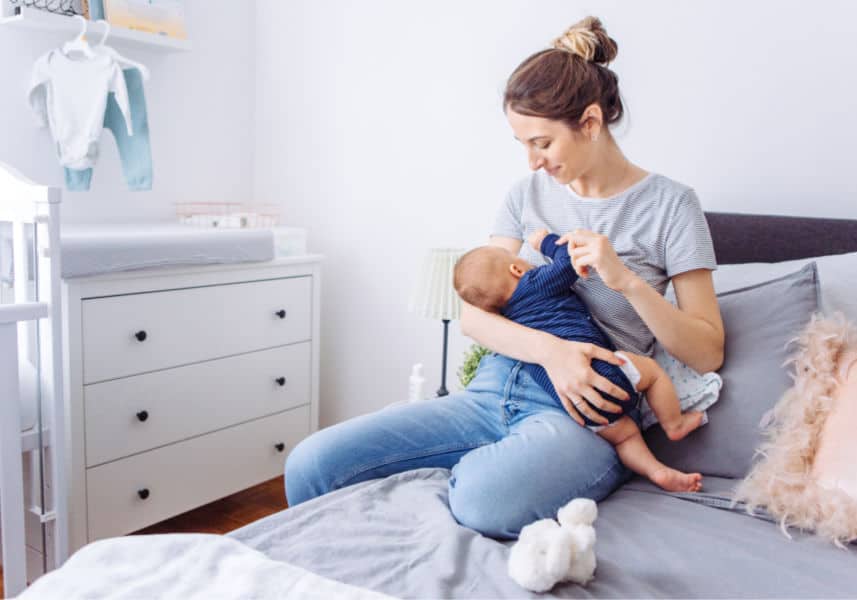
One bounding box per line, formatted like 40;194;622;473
275;309;287;319
275;377;286;387
136;410;149;422
138;488;150;500
134;330;147;342
275;443;285;453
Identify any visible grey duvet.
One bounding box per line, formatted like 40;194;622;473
230;468;857;599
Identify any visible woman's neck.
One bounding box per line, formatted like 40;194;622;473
568;139;645;199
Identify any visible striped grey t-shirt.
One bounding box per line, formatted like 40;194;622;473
491;171;717;357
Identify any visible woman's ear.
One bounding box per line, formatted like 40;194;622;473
509;263;525;279
579;103;603;142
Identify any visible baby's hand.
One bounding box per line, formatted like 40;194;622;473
528;228;549;251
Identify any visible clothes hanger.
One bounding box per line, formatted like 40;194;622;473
61;15;96;58
96;18;111;45
94;19;151;81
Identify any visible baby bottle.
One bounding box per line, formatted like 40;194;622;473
408;363;426;402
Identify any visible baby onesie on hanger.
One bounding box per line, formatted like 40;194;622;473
64;68;153;192
28;49;132;170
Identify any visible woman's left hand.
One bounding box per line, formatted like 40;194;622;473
556;229;635;292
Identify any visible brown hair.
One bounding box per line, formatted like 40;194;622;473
504;16;623;131
453;247;510;313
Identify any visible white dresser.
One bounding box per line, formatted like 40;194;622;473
62;255;321;552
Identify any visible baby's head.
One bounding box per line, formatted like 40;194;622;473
453;246;533;313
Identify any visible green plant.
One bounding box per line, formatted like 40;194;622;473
457;344;492;389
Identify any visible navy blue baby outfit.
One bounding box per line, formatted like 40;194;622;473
501;234;641;428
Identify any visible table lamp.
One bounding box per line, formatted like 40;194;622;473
409;248;464;396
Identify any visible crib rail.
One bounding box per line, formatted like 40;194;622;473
0;161;65;596
0;302;48;324
1;303;47;596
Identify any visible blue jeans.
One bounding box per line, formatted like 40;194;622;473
285;354;632;539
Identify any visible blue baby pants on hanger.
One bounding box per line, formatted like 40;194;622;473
88;0;105;20
65;68;153;191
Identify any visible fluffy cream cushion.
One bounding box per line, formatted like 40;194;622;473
812;346;857;499
733;313;857;547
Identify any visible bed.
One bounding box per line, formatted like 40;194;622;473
19;211;857;599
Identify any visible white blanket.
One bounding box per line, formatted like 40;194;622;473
19;534;395;600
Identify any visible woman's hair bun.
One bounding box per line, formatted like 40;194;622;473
552;16;618;66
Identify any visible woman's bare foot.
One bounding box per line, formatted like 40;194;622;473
662;411;706;441
650;467;703;492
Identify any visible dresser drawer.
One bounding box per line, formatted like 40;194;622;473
81;276;312;384
86;405;309;540
84;342;311;467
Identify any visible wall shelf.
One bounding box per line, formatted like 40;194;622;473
0;6;191;52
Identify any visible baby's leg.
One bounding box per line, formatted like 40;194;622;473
622;352;705;441
598;417;703;493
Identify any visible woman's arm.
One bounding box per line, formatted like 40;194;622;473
560;229;725;374
460;302;551;364
459;236;629;425
622;269;724;373
460;236;555;365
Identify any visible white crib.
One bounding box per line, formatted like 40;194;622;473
0;161;68;596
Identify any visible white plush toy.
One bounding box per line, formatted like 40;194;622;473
507;498;598;592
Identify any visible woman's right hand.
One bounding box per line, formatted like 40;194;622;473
541;339;629;426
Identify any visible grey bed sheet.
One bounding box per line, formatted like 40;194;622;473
230;468;857;599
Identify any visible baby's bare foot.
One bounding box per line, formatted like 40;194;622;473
663;411;706;441
650;468;703;492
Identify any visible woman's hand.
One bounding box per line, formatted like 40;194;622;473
527;228;549;251
556;229;636;293
541;338;630;426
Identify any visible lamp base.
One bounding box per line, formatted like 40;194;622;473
437;319;450;397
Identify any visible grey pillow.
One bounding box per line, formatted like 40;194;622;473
643;262;820;479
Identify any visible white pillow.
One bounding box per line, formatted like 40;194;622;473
709;251;857;322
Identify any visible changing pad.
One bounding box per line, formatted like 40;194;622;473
60;224;304;278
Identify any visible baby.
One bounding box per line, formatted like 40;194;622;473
453;230;705;493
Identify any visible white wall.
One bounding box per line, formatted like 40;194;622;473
5;2;853;428
0;0;255;224
255;0;857;427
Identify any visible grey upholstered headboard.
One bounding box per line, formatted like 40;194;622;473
704;212;857;265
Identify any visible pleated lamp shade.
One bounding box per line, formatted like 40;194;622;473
409;248;465;320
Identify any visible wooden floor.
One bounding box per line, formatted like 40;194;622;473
1;476;288;598
132;475;288;535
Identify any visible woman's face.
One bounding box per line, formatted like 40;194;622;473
506;109;593;185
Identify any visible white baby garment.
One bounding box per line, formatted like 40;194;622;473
639;342;723;429
28;49;132;170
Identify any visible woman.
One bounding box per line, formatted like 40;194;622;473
285;16;724;539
